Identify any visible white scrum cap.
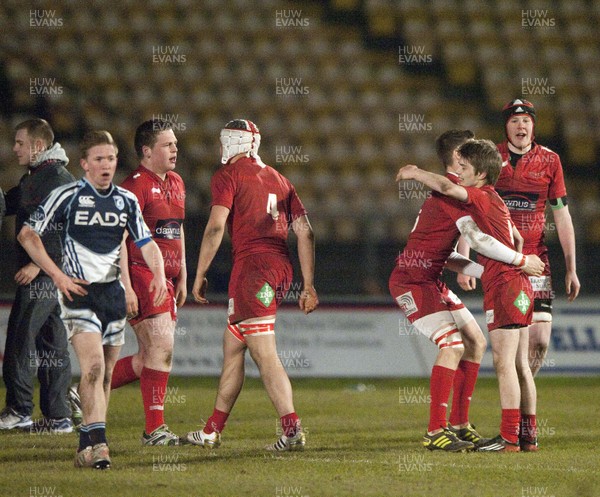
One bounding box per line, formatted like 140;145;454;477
220;119;261;164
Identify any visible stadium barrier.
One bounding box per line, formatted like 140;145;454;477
0;298;598;377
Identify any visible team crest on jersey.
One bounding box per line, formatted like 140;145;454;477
396;291;418;317
114;196;124;210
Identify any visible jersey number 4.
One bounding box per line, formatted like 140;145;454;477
267;193;279;220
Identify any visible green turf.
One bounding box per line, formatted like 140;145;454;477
0;376;599;497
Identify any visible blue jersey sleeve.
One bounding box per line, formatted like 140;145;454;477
26;182;77;236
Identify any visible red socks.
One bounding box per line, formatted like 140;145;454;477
520;414;537;440
449;360;480;426
204;409;230;434
428;365;455;433
501;408;521;444
110;355;138;389
140;367;170;434
281;412;300;437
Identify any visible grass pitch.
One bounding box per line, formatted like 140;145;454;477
0;376;598;497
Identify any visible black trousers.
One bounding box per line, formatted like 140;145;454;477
2;275;71;418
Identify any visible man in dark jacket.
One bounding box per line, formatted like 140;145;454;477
0;118;75;432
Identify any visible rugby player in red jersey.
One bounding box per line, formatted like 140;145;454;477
110;119;186;445
496;99;580;380
391;132;544;452
397;139;544;451
184;120;318;451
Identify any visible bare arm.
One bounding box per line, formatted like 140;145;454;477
553;205;580;301
119;234;138;318
455;236;476;290
174;225;187;308
139;240;168;306
291;215;319;314
512;223;524;254
192;205;230;304
17;225;88;301
396;165;468;202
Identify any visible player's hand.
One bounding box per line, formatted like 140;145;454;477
54;274;89;302
124;285;139;319
14;262;41;286
457;273;476;291
299;285;319;314
192;276;209;304
175;277;187;308
396;165;419;182
565;270;580;302
148;275;168;307
522;254;545;276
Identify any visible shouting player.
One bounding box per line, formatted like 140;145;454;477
496;99;580;378
110;119;186;445
390;131;544;452
18;130;167;469
397;139;543;451
185;120;318;451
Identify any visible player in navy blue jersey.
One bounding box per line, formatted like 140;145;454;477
17;130;168;470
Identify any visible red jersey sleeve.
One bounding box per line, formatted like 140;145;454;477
437;195;469;223
548;154;567;200
461;185;491;214
288;184;307;221
210;168;236;210
121;173;147;211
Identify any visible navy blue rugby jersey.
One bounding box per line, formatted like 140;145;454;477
27;177;152;283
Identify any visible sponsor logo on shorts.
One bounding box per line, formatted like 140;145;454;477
228;298;234;316
486;309;494;324
529;276;551;292
514;290;531;315
396;291;418;317
256;282;275;307
78;195;95;207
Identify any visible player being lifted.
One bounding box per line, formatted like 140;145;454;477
185;120;318;451
496;99;580;377
390;131;544;452
18;131;167;469
110;120;186;446
397;139;543;451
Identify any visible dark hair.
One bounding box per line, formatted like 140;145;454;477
80;130;118;159
435;129;475;167
134;119;173;159
457;139;502;185
15;118;54;146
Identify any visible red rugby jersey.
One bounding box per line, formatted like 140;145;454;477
442;184;522;294
210;156;307;261
495;141;567;253
121;164;185;279
395;173;462;282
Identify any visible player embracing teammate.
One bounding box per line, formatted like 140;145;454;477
398;139;545;451
391;131;544;452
